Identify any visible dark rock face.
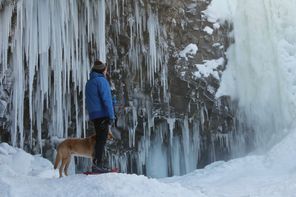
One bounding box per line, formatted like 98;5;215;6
0;0;253;177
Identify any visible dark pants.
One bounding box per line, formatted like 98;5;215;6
92;117;109;166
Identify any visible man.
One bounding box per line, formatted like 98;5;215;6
85;60;115;173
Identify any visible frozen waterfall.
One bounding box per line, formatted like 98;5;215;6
216;0;296;150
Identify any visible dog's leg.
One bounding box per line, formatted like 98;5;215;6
64;156;71;176
59;164;63;178
60;157;68;178
54;151;61;170
55;151;62;178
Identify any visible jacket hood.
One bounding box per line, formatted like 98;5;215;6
89;71;105;80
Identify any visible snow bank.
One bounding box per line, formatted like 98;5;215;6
2;126;296;197
163;127;296;197
0;143;55;178
0;143;200;197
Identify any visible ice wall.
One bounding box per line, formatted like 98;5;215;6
0;0;245;177
0;0;175;176
0;0;110;150
215;0;296;149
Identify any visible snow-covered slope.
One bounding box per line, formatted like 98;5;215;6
1;127;296;197
0;143;200;197
163;125;296;197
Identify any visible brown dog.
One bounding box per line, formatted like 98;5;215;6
54;132;113;177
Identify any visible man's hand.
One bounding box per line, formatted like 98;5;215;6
107;130;114;140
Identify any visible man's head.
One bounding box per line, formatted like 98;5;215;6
92;60;107;73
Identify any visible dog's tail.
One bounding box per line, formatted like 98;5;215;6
54;148;61;169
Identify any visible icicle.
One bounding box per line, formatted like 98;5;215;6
115;0;120;35
143;121;150;165
98;0;106;62
161;61;169;103
192;120;201;164
171;136;181;176
23;0;39;148
182;116;190;173
146;99;154;129
74;93;80;137
147;6;158;85
128;103;138;147
146;124;168;178
11;1;25;148
137;137;146;174
167;118;175;149
35;82;43;154
128;16;135;70
0;4;13;81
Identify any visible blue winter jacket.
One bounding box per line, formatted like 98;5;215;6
85;72;115;121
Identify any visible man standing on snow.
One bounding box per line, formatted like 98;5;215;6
85;60;115;173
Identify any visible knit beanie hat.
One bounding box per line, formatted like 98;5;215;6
92;60;106;70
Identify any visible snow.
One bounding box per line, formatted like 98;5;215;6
193;57;224;80
2;126;296;197
203;0;236;24
179;43;198;60
165;125;296;197
213;22;220;29
203;26;214;35
0;143;199;197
